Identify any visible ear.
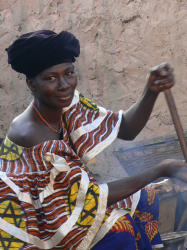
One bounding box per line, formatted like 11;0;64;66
26;78;37;92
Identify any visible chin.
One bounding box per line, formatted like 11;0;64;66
59;99;73;109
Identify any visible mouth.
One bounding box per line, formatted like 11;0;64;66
56;94;73;102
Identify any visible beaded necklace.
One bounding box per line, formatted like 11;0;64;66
32;102;63;134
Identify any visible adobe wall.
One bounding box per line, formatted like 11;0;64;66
1;0;187;139
0;0;187;180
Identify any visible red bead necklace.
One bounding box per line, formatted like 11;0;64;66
32;103;63;134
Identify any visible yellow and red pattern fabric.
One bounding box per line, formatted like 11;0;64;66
110;215;135;235
0;91;162;249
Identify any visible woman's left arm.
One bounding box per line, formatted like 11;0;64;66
118;62;175;140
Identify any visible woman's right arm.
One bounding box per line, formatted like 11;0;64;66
107;159;187;206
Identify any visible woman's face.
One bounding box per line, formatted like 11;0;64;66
30;63;77;109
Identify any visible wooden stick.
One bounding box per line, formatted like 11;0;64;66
164;89;187;162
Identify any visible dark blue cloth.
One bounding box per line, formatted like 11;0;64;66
92;187;162;250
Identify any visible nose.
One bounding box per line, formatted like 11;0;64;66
58;76;70;90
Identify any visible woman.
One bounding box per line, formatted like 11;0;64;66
0;30;186;249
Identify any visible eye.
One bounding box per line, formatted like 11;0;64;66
46;76;56;81
66;71;75;77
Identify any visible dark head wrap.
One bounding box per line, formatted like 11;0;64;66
6;30;80;78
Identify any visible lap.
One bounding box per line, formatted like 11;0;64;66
92;187;162;250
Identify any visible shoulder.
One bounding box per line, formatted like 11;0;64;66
7;107;60;148
7;109;38;148
78;92;99;112
63;90;100;113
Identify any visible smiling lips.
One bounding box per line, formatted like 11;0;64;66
57;94;73;102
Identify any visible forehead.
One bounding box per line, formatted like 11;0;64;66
39;62;74;76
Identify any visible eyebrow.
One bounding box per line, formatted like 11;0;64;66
44;65;75;75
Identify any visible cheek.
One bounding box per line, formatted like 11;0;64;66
36;89;54;100
44;88;55;96
72;77;77;89
41;85;57;96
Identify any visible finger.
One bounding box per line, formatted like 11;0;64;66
150;81;175;93
151;85;172;93
153;75;174;85
150;62;170;73
159;62;170;71
159;67;174;77
150;63;173;77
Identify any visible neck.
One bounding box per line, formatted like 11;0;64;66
32;99;62;124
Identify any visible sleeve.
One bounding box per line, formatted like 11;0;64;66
62;90;123;163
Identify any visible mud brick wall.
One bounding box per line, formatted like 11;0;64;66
0;0;187;181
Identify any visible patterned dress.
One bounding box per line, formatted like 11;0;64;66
0;90;163;249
